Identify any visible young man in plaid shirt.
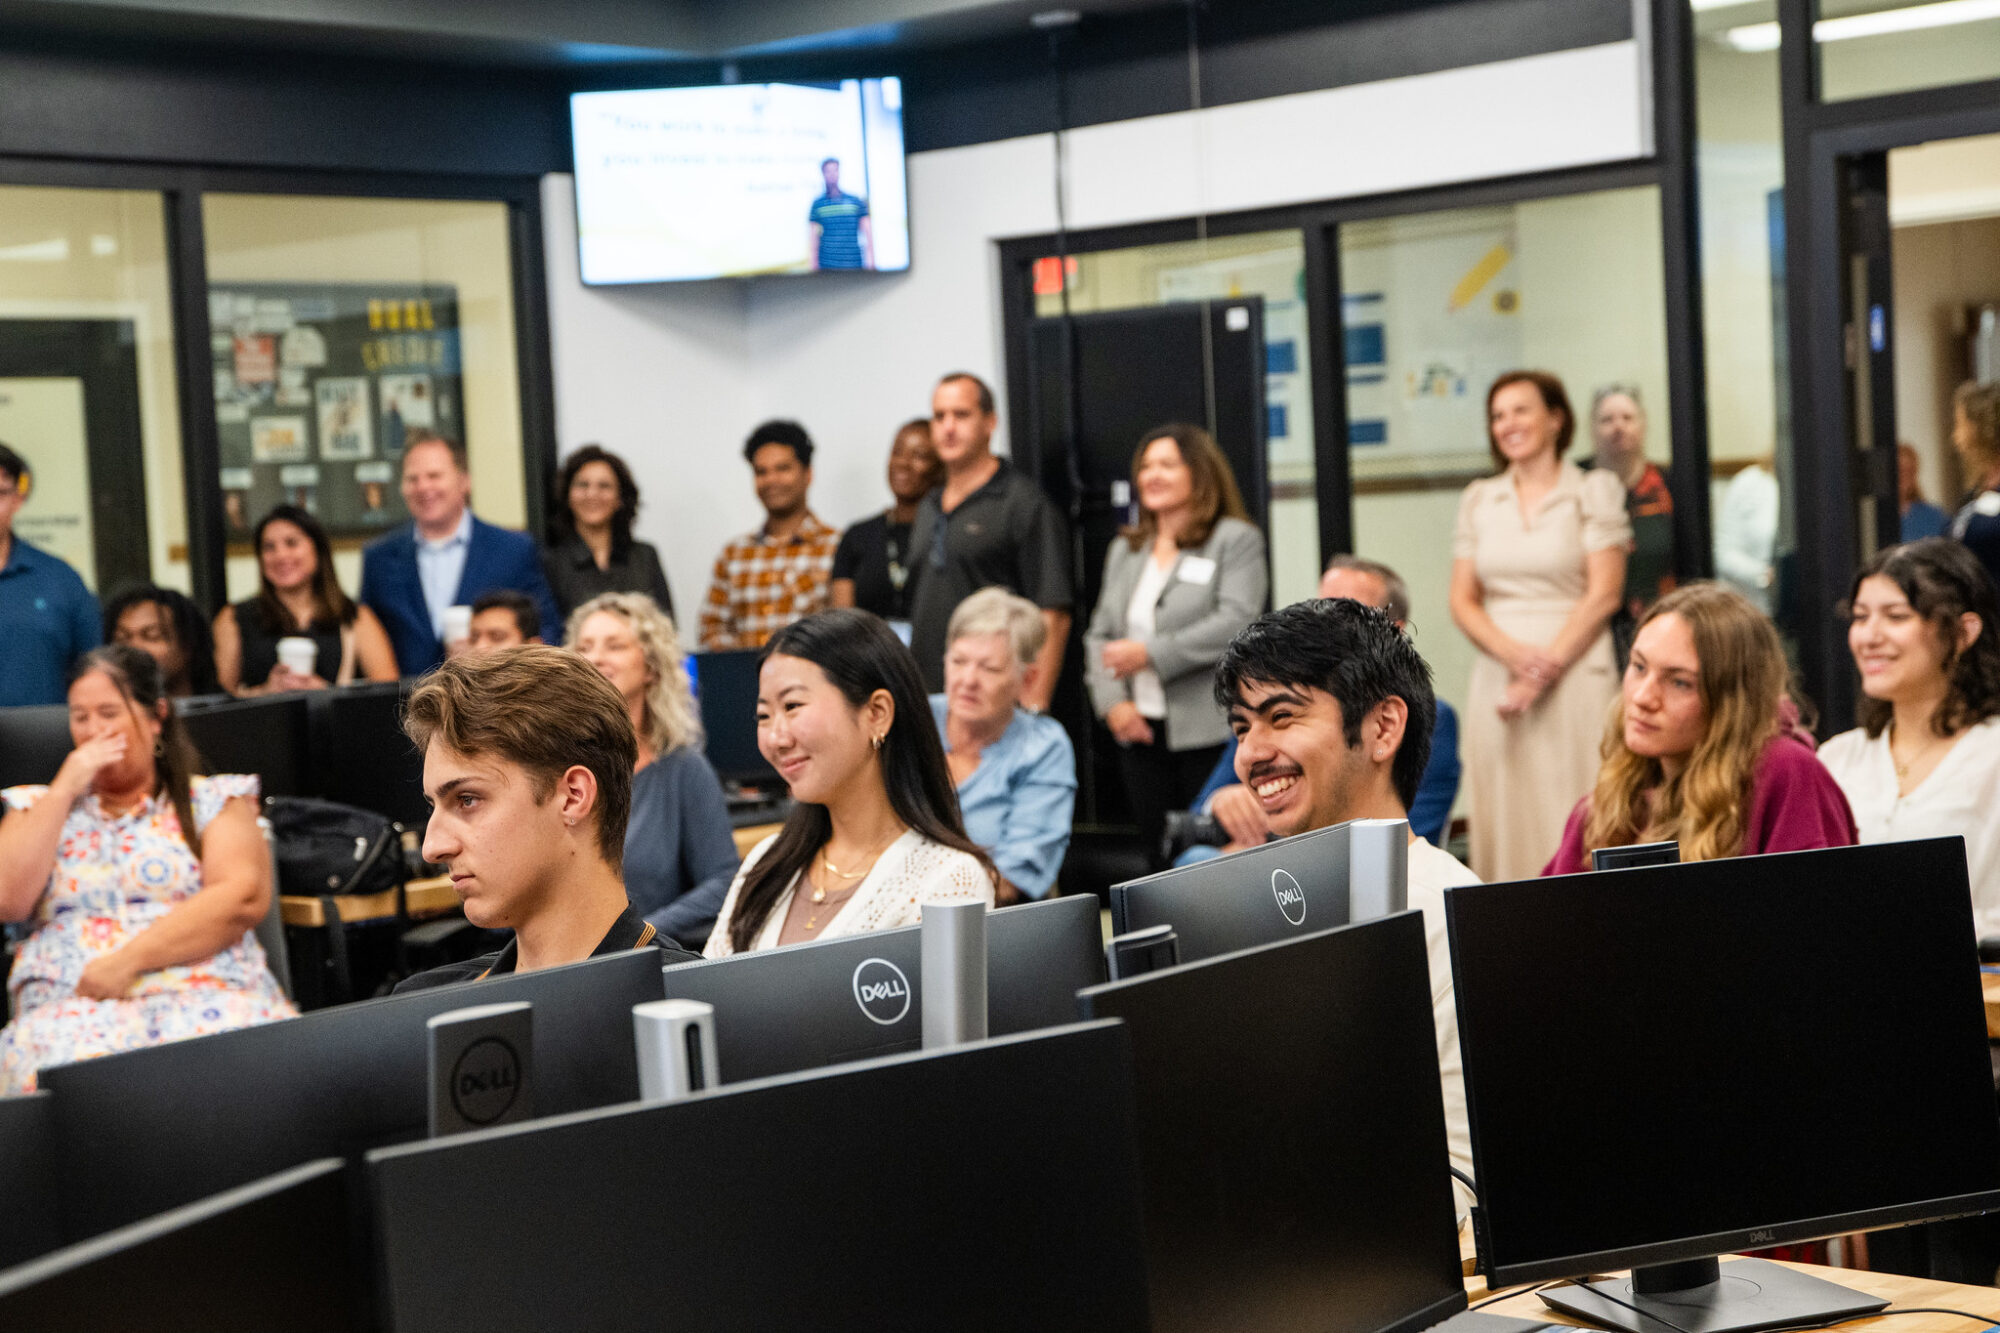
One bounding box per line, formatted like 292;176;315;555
699;420;841;650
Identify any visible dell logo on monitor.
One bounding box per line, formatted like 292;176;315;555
1272;869;1307;926
852;957;912;1026
449;1036;523;1127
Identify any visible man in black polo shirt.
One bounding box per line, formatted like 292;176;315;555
906;372;1073;710
395;645;698;991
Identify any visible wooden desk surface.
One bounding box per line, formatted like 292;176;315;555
279;875;457;929
1984;971;2000;1039
1471;1258;2000;1330
733;821;782;857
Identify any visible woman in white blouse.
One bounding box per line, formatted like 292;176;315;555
706;609;997;956
1820;538;2000;935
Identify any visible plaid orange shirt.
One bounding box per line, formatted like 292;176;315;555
699;512;840;650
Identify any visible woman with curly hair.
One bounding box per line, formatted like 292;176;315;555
1543;581;1855;874
1820;539;2000;932
566;592;738;948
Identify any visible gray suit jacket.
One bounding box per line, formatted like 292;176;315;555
1084;516;1268;751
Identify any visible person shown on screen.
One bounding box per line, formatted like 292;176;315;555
393;646;701;992
807;158;872;272
1214;597;1477;1216
705;610;996;957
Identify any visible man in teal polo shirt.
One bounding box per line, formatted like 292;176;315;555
0;443;100;706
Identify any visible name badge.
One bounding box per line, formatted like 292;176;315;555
1177;556;1217;586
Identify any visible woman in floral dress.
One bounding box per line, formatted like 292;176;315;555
0;645;294;1094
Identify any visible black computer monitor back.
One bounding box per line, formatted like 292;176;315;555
0;705;72;789
0;1094;58;1267
176;693;311;797
1078;911;1464;1333
314;681;429;830
0;1158;356;1331
690;649;776;785
1111;821;1351;964
659;894;1105;1082
367;1023;1150;1332
1449;838;2000;1287
39;947;666;1238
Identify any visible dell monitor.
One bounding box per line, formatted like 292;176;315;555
38;947;668;1238
1449;838;2000;1333
1079;912;1464;1333
689;649;777;788
176;692;310;797
659;893;1104;1082
0;1094;58;1268
0;1159;355;1331
368;1023;1147;1331
1110;817;1409;965
0;704;72;789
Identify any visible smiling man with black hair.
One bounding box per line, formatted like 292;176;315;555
1214;597;1477;1214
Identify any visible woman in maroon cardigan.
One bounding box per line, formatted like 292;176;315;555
1544;581;1855;874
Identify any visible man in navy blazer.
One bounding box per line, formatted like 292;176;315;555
360;432;561;676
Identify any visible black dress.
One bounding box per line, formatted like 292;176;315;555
542;535;675;624
830;512;918;621
233;599;343;688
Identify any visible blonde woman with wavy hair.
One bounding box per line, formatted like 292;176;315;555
1543;582;1855;874
566;592;740;946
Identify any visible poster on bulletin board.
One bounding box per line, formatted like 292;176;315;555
208;282;463;542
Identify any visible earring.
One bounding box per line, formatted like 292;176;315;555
154;737;165;757
870;731;885;751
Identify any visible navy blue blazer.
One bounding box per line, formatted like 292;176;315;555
360;516;562;676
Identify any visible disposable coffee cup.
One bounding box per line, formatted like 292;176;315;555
442;604;474;644
276;636;317;678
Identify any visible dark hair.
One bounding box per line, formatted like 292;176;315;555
1214;598;1437;811
1486;370;1575;469
938;372;995;417
403;645;636;870
820;156;839;171
472;589;541;642
743;420;815;469
0;441;25;487
251;506;355;634
70;645;207;857
1122;423;1250;552
553;444;641;553
102;584;223;697
728;609;997;952
403;430;469;473
1323;555;1411;626
1849;538;2000;739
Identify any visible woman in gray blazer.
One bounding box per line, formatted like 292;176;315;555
1085;424;1268;866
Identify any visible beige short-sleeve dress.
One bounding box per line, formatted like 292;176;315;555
1454;462;1632;882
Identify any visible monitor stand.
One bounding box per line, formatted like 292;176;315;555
1540;1256;1888;1333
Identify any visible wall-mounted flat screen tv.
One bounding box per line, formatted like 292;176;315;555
571;78;910;285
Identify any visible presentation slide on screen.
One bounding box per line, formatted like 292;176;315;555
573;79;910;285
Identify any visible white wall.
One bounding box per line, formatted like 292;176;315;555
544;40;1650;633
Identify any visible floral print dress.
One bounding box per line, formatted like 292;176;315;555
1;774;296;1094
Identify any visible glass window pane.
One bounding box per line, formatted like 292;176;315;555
1811;0;2000;101
201;195;523;604
1034;230;1317;604
1339;186;1674;773
0;184;182;596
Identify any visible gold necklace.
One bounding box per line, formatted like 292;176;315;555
811;829;902;902
1890;721;1952;780
803;876;861;932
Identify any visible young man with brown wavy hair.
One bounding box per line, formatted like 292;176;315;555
395;645;697;991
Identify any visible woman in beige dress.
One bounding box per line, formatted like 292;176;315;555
1450;371;1630;881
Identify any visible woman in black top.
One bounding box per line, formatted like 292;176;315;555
830;418;942;629
544;445;675;623
213;505;399;692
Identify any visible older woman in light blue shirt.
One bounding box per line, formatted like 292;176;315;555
931;587;1077;904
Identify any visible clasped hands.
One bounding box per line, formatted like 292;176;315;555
75;948;144;1000
1498;644;1565;721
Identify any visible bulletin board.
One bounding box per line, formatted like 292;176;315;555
209;282;463;542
